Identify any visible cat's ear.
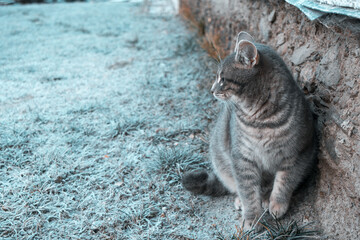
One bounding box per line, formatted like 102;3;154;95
234;40;259;68
234;31;255;53
236;32;255;45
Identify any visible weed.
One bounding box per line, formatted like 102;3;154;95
147;146;208;182
259;217;320;240
110;117;146;139
217;214;320;240
120;204;160;230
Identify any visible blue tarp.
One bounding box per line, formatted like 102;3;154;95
286;0;360;20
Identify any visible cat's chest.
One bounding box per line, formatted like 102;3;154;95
230;114;273;143
230;116;284;170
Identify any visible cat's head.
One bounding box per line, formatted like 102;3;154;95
211;32;260;101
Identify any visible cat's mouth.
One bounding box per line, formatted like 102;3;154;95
213;93;228;100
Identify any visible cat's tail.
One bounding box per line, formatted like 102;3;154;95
182;170;229;197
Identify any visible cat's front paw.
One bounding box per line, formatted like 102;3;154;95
240;218;262;232
261;198;269;210
269;200;289;218
234;197;242;210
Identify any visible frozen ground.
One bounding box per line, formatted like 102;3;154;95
0;1;244;239
0;1;321;239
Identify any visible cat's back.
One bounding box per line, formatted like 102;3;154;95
254;43;294;82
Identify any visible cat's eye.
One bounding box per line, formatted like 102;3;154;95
220;78;225;86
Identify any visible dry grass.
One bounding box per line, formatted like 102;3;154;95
198;32;227;62
179;1;204;35
180;0;227;61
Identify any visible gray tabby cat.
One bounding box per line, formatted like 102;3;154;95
182;32;317;230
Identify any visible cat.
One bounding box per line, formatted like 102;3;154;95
182;32;318;230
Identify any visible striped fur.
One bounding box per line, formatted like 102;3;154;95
182;32;318;230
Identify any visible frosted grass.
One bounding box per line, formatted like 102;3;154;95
0;1;320;239
0;1;221;239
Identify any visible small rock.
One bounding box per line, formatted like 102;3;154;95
55;176;63;183
277;42;288;56
123;33;138;45
300;65;315;83
253;1;260;9
354;140;360;157
318;87;331;103
333;96;340;104
354;48;360;58
311;51;321;61
115;181;123;186
268;9;276;23
259;17;271;41
316;63;341;88
350;89;359;98
293;71;299;82
315;45;341;88
324;138;338;163
345;79;356;88
148;207;159;218
340;119;355;137
276;33;285;47
291;43;316;65
91;221;102;230
319;45;339;65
